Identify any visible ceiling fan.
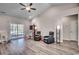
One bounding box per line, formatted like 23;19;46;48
19;3;36;12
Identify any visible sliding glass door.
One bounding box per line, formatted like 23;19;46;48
10;24;24;39
17;24;24;38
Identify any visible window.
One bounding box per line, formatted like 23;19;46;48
10;24;24;39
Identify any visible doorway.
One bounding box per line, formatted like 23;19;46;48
63;14;78;47
10;24;24;39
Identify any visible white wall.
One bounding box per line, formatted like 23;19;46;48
31;4;79;42
78;13;79;46
0;14;30;40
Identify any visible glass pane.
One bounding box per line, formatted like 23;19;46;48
10;24;24;39
10;24;18;39
18;24;24;38
18;24;24;35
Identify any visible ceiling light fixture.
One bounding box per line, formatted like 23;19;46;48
26;6;31;11
19;3;36;13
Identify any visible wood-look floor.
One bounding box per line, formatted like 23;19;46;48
0;38;79;55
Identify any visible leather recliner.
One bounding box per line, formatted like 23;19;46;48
43;32;55;44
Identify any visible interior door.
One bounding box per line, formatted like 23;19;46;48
63;20;71;40
63;15;78;41
70;19;77;41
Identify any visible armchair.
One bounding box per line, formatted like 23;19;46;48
43;31;55;44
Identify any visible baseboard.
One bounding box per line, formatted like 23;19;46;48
63;40;77;42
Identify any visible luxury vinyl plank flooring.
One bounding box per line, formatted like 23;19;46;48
0;39;79;55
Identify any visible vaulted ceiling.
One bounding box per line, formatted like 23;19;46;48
0;3;78;19
0;3;51;19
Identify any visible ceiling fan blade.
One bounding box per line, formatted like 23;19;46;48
21;8;26;10
28;10;31;12
31;8;36;10
29;3;32;6
19;3;26;7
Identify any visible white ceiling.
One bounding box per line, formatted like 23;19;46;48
0;3;78;19
0;3;51;19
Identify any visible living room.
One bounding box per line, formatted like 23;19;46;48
0;3;79;55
